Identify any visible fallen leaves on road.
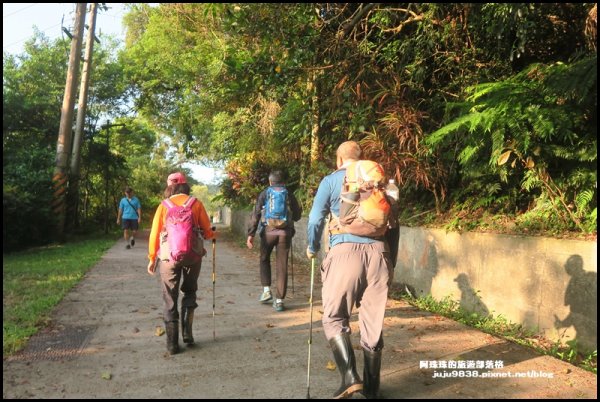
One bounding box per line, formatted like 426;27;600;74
155;326;165;336
326;360;336;371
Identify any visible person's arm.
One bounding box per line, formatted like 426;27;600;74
247;190;266;237
307;176;334;255
116;199;123;224
192;200;216;240
136;198;142;223
147;203;164;275
290;192;302;222
246;190;266;249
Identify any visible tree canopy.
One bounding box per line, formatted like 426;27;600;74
3;3;596;250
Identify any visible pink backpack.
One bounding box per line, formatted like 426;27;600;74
161;196;202;264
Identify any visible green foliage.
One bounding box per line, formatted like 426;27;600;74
427;56;597;234
582;350;597;374
3;3;596;243
294;160;333;213
2;26;181;249
3;235;115;356
393;290;597;373
3;147;57;251
191;184;223;217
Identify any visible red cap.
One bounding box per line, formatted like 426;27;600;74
167;172;187;186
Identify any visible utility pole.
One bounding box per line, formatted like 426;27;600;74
68;3;98;230
101;121;126;234
52;3;87;239
308;69;320;164
104;121;110;234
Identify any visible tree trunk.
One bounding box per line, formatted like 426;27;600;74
68;3;98;231
308;70;320;165
52;3;86;239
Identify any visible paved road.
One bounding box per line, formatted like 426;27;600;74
3;227;597;399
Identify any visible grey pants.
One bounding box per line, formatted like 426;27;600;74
320;242;390;351
260;230;290;300
159;259;201;323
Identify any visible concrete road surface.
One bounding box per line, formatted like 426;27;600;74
3;226;597;399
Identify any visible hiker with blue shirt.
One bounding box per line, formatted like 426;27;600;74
247;170;302;312
306;141;392;399
117;186;142;249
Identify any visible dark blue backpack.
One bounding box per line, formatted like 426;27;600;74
262;186;289;229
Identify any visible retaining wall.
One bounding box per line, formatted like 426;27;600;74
225;208;597;353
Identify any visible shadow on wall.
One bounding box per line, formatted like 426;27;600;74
454;273;490;318
394;229;440;298
553;255;597;353
418;234;439;296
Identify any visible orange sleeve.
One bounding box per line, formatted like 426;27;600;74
192;200;215;239
148;203;166;261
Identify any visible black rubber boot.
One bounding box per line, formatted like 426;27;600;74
165;321;179;355
329;332;363;399
362;348;382;399
181;307;195;345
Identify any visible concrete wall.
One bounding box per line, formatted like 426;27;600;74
226;209;597;353
228;209;329;261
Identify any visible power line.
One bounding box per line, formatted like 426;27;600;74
3;22;63;50
3;3;75;51
3;3;38;19
3;3;128;52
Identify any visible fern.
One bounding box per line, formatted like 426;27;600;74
428;56;597;233
543;56;597;104
575;189;595;211
458;144;481;166
426;112;477;147
521;170;541;192
490;129;506;166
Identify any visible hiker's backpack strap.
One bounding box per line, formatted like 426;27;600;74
182;196;201;234
162;198;176;210
183;196;197;208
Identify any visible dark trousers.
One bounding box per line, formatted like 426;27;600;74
159;259;201;322
259;230;290;300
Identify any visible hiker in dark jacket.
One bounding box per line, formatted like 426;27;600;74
247;170;302;312
306;141;391;399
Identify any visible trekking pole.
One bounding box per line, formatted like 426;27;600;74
306;257;316;399
211;226;216;341
291;237;294;295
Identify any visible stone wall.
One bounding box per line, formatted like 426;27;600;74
226;209;597;353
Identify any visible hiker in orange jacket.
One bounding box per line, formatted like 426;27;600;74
147;172;217;355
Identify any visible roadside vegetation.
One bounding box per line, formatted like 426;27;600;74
388;285;597;374
3;234;115;356
3;2;595;372
3;226;596;378
3;3;596;254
